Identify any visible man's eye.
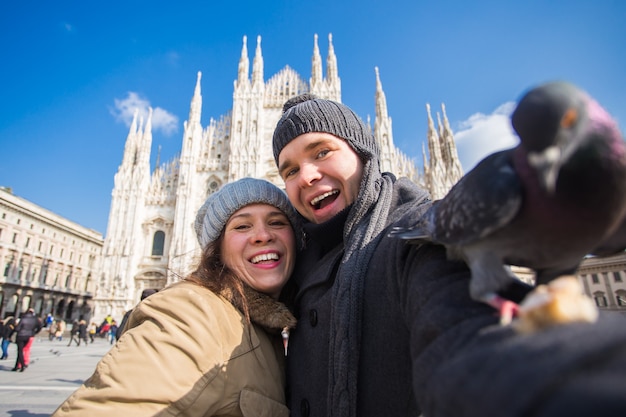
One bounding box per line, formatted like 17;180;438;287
284;167;298;178
316;149;330;159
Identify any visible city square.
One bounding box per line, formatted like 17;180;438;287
0;334;110;416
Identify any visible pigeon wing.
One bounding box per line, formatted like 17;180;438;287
430;149;523;246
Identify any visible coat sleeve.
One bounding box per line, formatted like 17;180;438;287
396;240;626;417
51;283;244;417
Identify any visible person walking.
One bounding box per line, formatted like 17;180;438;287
67;320;80;347
55;319;66;341
76;320;88;346
45;313;53;328
88;322;97;343
108;321;118;344
12;308;41;372
53;178;300;416
1;316;15;360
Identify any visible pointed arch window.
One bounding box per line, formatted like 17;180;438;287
152;231;165;256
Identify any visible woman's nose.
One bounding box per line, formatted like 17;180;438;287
251;225;273;243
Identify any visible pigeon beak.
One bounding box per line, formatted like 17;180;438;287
527;145;561;194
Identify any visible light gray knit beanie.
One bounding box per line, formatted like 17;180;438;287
194;178;301;249
272;93;380;165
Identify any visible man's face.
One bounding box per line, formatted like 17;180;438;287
277;132;364;224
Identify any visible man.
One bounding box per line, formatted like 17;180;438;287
12;308;41;372
272;94;626;417
67;320;80;347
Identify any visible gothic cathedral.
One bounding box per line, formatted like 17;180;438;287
92;34;463;321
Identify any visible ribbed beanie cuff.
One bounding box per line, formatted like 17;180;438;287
272;94;379;164
194;178;301;249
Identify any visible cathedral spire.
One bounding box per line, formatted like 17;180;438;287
311;33;322;87
251;35;264;87
440;103;463;178
237;35;249;87
139;107;153;168
426;103;443;162
326;33;338;84
374;67;388;119
121;109;140;167
441;104;452;134
187;72;202;126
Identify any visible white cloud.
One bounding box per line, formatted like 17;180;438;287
111;92;179;136
454;102;518;171
64;23;74;32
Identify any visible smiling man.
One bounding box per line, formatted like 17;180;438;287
271;93;626;417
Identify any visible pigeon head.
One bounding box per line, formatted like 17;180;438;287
511;82;590;193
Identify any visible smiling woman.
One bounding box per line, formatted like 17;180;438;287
52;178;301;417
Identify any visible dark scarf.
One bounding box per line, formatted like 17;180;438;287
327;159;395;417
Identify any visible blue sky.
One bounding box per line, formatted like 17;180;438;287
1;1;624;235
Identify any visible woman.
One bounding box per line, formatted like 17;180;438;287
53;178;300;416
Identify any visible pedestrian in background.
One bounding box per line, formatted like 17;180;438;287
76;320;88;347
12;308;41;372
48;320;58;341
1;316;15;360
108;321;118;344
55;319;66;341
45;313;53;328
88;322;97;343
67;320;80;347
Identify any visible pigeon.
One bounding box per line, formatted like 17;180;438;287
390;81;626;323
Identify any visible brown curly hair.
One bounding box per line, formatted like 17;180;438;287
184;234;251;322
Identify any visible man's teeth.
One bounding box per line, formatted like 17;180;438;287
310;190;338;206
251;253;279;264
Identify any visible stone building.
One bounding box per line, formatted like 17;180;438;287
0;186;103;321
92;34;463;322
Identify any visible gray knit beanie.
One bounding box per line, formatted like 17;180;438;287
194;178;301;249
272;93;379;164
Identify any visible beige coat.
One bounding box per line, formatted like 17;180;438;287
52;281;291;417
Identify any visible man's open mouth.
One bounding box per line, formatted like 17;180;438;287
310;190;339;210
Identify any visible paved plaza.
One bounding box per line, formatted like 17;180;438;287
0;335;113;416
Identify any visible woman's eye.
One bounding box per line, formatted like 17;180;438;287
270;220;288;227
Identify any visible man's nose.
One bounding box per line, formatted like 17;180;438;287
299;162;321;187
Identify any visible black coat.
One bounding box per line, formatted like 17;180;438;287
15;312;42;338
286;178;626;417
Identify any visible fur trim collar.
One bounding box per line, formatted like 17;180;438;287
219;285;297;335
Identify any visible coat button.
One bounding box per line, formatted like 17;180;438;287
309;309;318;327
300;399;310;417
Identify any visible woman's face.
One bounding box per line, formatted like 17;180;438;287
221;203;296;299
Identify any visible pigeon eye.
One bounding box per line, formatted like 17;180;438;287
560;108;578;128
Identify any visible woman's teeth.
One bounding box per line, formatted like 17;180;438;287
251;253;279;264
